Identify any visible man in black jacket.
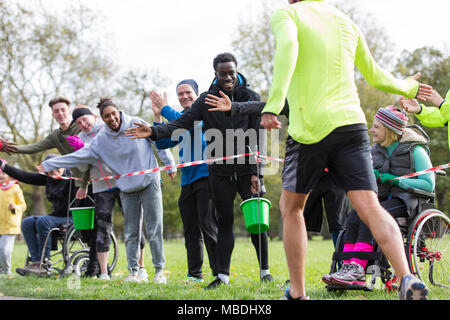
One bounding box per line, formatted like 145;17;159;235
125;53;272;289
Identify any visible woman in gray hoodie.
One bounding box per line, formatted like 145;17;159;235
41;98;177;283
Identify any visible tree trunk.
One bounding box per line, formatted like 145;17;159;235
31;186;46;216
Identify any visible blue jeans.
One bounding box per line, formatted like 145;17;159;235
21;215;72;262
120;181;165;273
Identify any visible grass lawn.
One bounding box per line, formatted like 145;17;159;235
0;238;448;300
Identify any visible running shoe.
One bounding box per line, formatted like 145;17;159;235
330;263;366;286
97;274;110;281
204;277;227;290
186;274;204;283
153;270;167;284
261;273;273;282
124;271;140;282
398;274;428;300
138;267;149;282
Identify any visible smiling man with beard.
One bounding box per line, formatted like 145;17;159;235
125;53;272;290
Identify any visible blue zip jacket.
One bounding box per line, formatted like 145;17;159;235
154;105;209;186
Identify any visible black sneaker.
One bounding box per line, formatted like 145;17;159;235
204;277;226;290
261;274;273;282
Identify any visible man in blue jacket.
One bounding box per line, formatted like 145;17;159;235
150;79;218;282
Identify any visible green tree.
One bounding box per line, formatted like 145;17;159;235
0;0;171;234
0;1;115;215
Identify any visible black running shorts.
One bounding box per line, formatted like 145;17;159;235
281;124;377;194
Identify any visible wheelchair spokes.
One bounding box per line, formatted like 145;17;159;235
410;211;449;289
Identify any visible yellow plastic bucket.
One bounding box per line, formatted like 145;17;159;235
70;207;95;230
240;198;271;234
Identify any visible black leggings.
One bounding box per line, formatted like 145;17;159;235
343;197;407;245
94;188;145;253
209;173;269;276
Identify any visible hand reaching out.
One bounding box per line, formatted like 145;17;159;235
409;72;432;102
0;138;18;155
428;89;445;107
205;91;232;112
36;164;46;174
399;97;421;114
260;113;282;131
149;90;167;122
124;122;153;139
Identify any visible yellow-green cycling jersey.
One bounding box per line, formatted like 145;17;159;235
263;0;419;144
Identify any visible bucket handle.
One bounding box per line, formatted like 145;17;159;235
69;195;95;208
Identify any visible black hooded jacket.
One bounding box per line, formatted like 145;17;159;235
150;73;264;177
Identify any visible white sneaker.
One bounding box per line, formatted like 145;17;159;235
138;268;148;282
153;270;167;284
97;274;110;281
124;271;140;283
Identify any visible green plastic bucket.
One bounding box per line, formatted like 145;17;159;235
70;207;95;230
240;198;271;234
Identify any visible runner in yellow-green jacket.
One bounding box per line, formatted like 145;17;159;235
400;89;449;150
259;0;433;301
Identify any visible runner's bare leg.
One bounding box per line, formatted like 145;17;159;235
280;189;309;298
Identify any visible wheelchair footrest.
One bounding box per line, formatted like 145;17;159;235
326;284;373;292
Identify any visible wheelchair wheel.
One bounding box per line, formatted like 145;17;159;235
63;224;119;275
62;224;89;264
73;253;90;277
108;231;119;273
408;209;449;288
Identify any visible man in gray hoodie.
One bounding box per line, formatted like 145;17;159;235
41;98;177;283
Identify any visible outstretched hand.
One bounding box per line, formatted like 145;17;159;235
0;138;18;155
399;97;421;114
428;89;445;107
36;164;46;174
205;91;232;112
124;122;152;139
260;113;282;131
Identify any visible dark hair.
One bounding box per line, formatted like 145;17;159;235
49;96;71;108
96;97;118;116
213;52;237;71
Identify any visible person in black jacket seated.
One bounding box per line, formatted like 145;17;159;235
0;154;77;276
125;53;272;289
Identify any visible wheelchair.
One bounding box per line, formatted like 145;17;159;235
22;220;119;278
325;171;449;292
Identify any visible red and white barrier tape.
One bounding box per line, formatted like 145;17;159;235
39;152;448;183
389;163;449;181
41;152;257;182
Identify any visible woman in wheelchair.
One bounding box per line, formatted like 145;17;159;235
0;154;77;276
322;105;435;288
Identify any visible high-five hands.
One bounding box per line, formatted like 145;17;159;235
124;122;152;139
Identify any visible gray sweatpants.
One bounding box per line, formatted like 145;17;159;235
0;235;16;274
120;181;165;273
